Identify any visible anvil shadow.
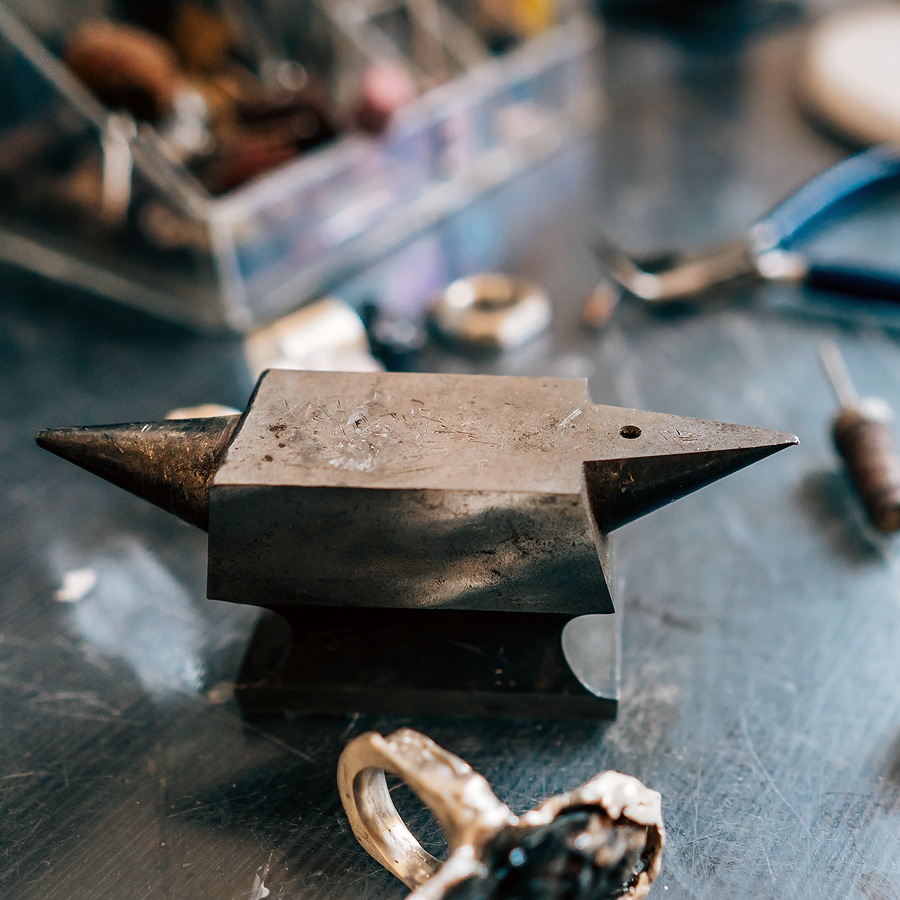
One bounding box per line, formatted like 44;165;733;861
883;732;900;798
225;486;620;719
795;469;886;565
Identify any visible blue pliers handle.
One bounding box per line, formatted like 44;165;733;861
753;145;900;302
756;144;900;251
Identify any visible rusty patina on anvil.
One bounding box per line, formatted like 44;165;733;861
36;370;796;718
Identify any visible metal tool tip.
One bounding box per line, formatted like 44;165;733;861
819;340;859;409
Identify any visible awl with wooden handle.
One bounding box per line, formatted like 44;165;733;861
820;340;900;532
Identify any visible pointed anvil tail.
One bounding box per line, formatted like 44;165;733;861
581;417;797;533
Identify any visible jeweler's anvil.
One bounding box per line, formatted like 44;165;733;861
36;370;796;718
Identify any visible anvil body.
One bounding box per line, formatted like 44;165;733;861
209;370;614;615
37;368;796;717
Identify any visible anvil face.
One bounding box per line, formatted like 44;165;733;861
206;370;794;616
216;371;628;496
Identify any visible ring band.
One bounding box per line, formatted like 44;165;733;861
338;728;665;899
338;728;514;889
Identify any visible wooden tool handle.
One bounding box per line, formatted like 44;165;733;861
833;408;900;532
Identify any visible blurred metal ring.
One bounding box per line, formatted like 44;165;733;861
337;728;664;899
431;273;551;348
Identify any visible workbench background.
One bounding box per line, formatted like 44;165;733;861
4;8;900;899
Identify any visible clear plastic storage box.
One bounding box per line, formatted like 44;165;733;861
0;3;601;331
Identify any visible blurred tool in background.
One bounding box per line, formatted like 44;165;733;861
820;339;900;534
586;145;900;327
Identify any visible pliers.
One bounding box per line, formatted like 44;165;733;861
597;144;900;305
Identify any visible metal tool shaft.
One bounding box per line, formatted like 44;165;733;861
819;339;859;409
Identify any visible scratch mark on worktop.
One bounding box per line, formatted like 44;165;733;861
761;840;774;882
0;674;138;722
167;790;264;819
339;713;361;744
677;827;736;848
32;707;142;725
242;722;314;762
0;807;28;818
740;709;811;838
30;689;124;716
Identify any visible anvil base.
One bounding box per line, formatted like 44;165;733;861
234;607;620;719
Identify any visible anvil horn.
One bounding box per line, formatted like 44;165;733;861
584;430;798;534
35;415;239;530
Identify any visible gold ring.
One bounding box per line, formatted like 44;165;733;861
337;728;664;899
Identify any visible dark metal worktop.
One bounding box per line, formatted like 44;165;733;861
4;9;900;899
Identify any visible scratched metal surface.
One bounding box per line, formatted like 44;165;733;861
214;370;785;492
4;9;900;900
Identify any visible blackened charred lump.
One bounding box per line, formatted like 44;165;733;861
444;808;650;900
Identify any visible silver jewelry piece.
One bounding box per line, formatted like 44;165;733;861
338;728;664;899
